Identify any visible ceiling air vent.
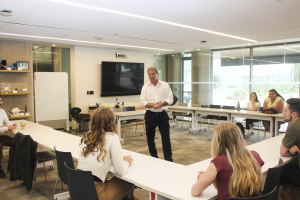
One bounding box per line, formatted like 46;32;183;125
0;10;12;16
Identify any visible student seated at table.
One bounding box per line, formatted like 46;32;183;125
191;121;264;200
279;98;300;200
77;108;138;200
245;92;261;138
262;89;284;135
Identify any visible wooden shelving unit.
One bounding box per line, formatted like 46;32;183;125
0;70;30;73
8;115;31;120
1;92;31;96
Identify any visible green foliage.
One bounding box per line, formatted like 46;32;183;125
233;88;248;97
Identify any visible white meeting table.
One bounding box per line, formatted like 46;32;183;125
11;120;294;200
11;120;184;200
136;134;294;200
114;110;146;145
230;110;275;138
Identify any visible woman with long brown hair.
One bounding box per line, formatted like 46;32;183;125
77;108;137;200
191;122;264;200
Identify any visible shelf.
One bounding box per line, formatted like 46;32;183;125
8;115;31;119
1;92;31;96
0;70;30;73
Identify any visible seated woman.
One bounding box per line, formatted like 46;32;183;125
245;92;261;138
77;108;137;200
262;89;284;134
191;121;264;200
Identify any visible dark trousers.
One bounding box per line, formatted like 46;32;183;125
245;119;261;130
280;160;300;187
0;135;13;169
145;111;173;162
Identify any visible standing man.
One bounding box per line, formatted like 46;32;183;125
279;98;300;200
0;95;17;178
140;66;173;162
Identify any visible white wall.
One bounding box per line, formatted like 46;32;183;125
70;47;153;113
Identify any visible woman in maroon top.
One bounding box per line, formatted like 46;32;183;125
191;122;264;200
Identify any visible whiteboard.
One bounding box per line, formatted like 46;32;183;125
35;72;69;122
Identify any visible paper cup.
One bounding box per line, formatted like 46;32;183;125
21;121;26;130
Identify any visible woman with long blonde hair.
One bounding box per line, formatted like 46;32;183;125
191;122;264;200
77;108;137;200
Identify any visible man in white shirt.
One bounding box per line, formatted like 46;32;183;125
0;95;17;178
140;66;173;162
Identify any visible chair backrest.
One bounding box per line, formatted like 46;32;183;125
178;103;188;107
261;159;283;198
111;108;122;112
70;107;81;115
55;148;74;185
228;187;276;200
123;106;135;112
223;105;235;110
65;162;98;200
201;105;209;108
191;104;201;107
210;104;221;109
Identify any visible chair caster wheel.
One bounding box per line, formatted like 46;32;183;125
50;166;53;170
122;141;125;145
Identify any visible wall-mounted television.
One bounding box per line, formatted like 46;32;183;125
101;61;144;97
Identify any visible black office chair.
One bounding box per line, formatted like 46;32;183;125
228;187;276;200
261;158;283;199
30;150;56;198
65;162;98;200
123;106;144;136
53;147;75;197
201;104;221;130
70;107;90;135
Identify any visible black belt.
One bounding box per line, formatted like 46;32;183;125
146;110;166;115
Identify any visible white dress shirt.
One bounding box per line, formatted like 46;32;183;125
0;108;13;134
77;132;129;182
140;80;173;112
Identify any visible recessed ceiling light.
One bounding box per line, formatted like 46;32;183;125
0;32;174;51
95;37;103;40
52;44;56;46
158;53;160;55
197;49;200;50
172;55;174;56
49;0;257;42
248;44;251;45
0;10;12;16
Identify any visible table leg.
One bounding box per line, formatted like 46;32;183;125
149;192;170;200
192;111;195;130
270;117;274;138
275;117;278;136
227;113;231;122
117;117;125;145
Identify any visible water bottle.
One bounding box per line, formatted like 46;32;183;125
237;101;240;111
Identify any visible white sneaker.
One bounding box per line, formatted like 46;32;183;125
245;131;254;139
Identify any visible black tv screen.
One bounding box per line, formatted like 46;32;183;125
101;61;144;97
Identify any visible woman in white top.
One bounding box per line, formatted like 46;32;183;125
77;108;137;200
245;92;261;138
262;89;285;134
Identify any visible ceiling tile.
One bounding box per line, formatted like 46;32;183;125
255;0;300;12
258;30;298;40
1;0;46;9
1;23;77;37
166;1;276;33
